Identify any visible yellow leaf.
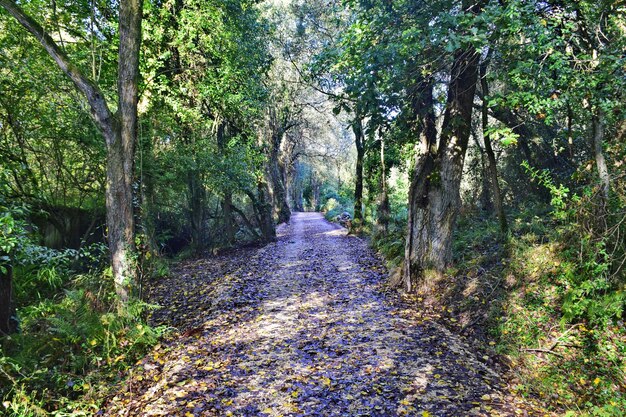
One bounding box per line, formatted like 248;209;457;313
422;411;432;417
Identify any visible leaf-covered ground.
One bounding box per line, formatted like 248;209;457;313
103;213;549;416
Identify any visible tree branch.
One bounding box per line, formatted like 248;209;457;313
230;205;261;239
0;0;116;143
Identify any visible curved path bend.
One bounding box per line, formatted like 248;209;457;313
105;212;532;417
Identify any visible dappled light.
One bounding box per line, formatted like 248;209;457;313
1;0;624;413
104;214;521;416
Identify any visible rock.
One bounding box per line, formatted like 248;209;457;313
336;212;352;227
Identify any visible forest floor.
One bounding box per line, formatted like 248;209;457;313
102;213;550;417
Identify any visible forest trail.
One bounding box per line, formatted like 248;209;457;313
104;213;534;417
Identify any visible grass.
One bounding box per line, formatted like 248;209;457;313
446;205;626;415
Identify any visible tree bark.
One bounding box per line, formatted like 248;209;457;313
217;122;235;245
0;0;143;304
268;150;291;224
267;108;292;224
376;137;390;234
403;41;480;291
222;194;235;245
108;0;142;303
473;133;493;212
352;117;365;233
0;261;17;335
255;181;277;242
403;79;438;292
480;60;507;233
592;108;610;203
187;166;207;250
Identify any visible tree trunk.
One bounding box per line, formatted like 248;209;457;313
0;261;17;336
112;0;142;303
377;137;390;234
268;140;291;224
352;117;365;233
480;60;507;233
403;79;439;292
267;107;292;224
0;0;143;304
473;133;493;212
255;180;276;242
222;193;235;245
217;122;235;245
187;167;206;250
403;43;480;291
592;108;610;203
105;130;137;303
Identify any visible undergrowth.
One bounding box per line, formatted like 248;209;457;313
321;197;353;222
1;227;167;415
449;178;626;415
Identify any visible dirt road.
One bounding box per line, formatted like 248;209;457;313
104;212;529;416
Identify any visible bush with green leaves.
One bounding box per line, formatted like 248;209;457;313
321;188;355;222
1;269;166;416
489;166;626;414
1;178;166;415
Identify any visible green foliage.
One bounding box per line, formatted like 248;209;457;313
446;202;626;414
322;198;353;222
521;161;570;220
0;178;164;414
371;228;405;268
490;185;625;413
321;186;355;222
0;205;28;276
1;268;166;416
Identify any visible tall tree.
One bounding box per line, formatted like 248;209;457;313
267;104;296;224
351;115;365;230
0;0;143;304
479;55;508;233
403;1;483;290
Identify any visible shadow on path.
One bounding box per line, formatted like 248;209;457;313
103;213;530;417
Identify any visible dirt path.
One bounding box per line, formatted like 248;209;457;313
104;213;532;416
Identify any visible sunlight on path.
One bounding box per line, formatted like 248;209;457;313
104;213;526;417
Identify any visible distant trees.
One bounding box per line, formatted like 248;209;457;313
305;0;625;289
2;0;623;309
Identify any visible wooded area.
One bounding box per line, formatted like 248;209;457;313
1;0;625;415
